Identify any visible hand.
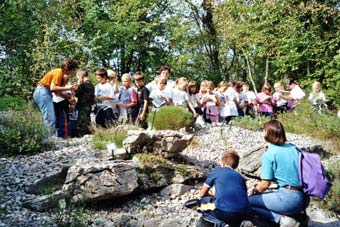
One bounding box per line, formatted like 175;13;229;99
247;186;259;197
139;113;145;121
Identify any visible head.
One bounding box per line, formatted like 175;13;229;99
312;81;321;93
261;83;272;94
235;81;242;93
76;69;88;83
175;77;188;91
60;58;78;75
199;80;209;94
287;79;297;90
134;71;145;88
121;73;132;88
228;80;238;88
157;77;167;90
107;69;118;84
263;120;287;145
218;81;228;93
274;82;283;92
160;65;171;80
221;150;240;169
95;68;108;84
188;81;197;94
242;82;250;92
206;80;215;93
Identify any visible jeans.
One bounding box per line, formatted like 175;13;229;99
33;86;56;138
200;197;248;227
249;187;304;223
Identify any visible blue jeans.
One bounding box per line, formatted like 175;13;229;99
33;86;56;138
200;197;248;227
249;187;304;223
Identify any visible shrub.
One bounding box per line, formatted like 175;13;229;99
0;96;28;111
321;161;340;213
147;106;193;130
0;109;46;155
92;127;128;150
278;100;340;152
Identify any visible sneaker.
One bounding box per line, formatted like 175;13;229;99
240;220;254;227
280;215;300;227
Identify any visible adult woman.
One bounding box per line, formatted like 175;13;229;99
33;58;78;139
248;120;307;226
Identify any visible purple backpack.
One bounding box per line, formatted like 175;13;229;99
297;147;331;199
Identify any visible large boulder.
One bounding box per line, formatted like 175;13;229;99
63;159;139;202
123;130;193;158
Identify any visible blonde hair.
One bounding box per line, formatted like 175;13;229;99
122;73;131;81
312;81;321;90
175;77;188;91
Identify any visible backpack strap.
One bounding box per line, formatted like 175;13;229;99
290;143;304;187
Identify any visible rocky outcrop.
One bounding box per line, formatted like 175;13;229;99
123;130;193;158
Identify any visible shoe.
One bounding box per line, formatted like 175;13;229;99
240;220;254;227
280;215;300;227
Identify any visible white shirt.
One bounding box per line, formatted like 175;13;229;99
95;82;115;109
172;89;189;108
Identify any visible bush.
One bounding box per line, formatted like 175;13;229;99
233;115;271;131
277;100;340;152
321;162;340;213
147;106;193;130
0;96;28;111
0;109;46;155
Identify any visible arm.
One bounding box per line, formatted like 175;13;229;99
199;184;215;198
186;99;198;117
139;99;149;120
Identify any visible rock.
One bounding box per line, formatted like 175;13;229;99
91;217;114;227
63;159;139;202
160;184;192;199
123;130;193;158
23;190;68;212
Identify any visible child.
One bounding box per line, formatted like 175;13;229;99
199;150;250;227
74;69;95;136
201;81;221;124
149;76;173;110
273;81;289;115
118;73;138;123
94;68;116;128
68;100;79;138
222;80;239;123
134;71;149;129
52;75;72;138
308;81;326;105
188;80;204;117
215;81;228;123
284;79;306;110
241;82;256;118
255;83;274;117
172;77;197;116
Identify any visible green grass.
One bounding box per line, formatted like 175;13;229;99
92;128;128;150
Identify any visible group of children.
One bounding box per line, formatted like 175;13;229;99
43;59;333;139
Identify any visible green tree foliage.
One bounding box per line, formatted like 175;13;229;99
1;0;340;106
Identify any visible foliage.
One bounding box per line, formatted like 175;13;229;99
0;108;46;155
321;161;340;213
92;127;128;150
52;197;89;227
134;153;173;169
277;100;340;152
147;106;193;130
0;96;28;111
233;115;271;131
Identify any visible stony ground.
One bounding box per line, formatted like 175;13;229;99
0;125;339;227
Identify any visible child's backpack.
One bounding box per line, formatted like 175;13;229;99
296;146;331;199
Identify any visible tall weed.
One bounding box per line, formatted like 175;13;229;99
92;127;128;150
